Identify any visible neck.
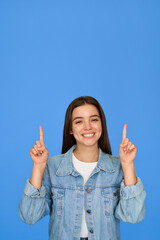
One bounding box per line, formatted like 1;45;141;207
73;144;99;163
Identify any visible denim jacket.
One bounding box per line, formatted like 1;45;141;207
19;144;146;240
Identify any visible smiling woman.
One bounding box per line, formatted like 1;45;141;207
61;96;112;155
70;104;102;161
19;96;146;240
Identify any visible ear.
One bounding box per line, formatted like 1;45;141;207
70;130;73;135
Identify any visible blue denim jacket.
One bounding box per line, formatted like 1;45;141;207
19;144;146;240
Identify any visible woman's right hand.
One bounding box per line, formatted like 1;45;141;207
29;126;49;167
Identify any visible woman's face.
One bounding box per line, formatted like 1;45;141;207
70;104;102;148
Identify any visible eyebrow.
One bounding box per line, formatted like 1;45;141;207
72;115;100;122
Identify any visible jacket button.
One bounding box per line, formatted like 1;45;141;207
51;192;53;196
113;192;117;197
87;210;91;214
89;229;94;234
87;189;91;193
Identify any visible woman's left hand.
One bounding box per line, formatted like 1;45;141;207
119;124;137;164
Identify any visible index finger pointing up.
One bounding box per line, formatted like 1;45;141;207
39;126;44;145
122;124;127;142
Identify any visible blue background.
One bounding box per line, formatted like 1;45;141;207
1;0;160;239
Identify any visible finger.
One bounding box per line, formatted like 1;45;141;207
33;145;39;154
39;126;44;145
120;138;129;152
120;141;128;148
122;124;127;143
35;140;42;148
126;141;132;151
37;146;46;151
37;146;45;154
33;146;42;155
128;144;136;152
120;143;125;148
122;138;129;148
31;148;39;156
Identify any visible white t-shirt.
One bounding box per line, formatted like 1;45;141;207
72;153;98;238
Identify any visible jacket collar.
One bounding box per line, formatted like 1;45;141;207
56;144;116;177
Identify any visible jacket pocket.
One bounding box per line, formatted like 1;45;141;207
102;187;120;217
51;187;65;216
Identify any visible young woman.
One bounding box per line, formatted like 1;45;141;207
19;96;146;240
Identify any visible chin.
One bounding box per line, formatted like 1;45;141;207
81;141;99;147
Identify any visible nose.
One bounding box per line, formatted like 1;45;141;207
84;120;92;130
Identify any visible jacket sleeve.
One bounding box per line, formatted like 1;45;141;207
18;163;52;225
115;177;146;224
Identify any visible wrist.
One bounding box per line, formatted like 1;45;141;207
121;162;137;186
30;163;46;189
33;162;46;172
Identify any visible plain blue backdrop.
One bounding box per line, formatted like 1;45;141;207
1;0;160;239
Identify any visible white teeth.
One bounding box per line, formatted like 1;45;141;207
83;133;94;137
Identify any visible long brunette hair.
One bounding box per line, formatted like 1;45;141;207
61;96;112;155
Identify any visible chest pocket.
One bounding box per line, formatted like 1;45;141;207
51;187;65;216
102;187;120;217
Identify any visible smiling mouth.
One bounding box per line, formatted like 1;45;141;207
82;133;95;138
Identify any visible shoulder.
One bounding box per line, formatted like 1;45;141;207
47;153;65;166
99;148;122;173
107;154;121;164
102;151;122;172
44;154;65;177
108;154;122;170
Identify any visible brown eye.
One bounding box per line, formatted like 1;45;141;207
75;121;82;124
92;119;98;121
